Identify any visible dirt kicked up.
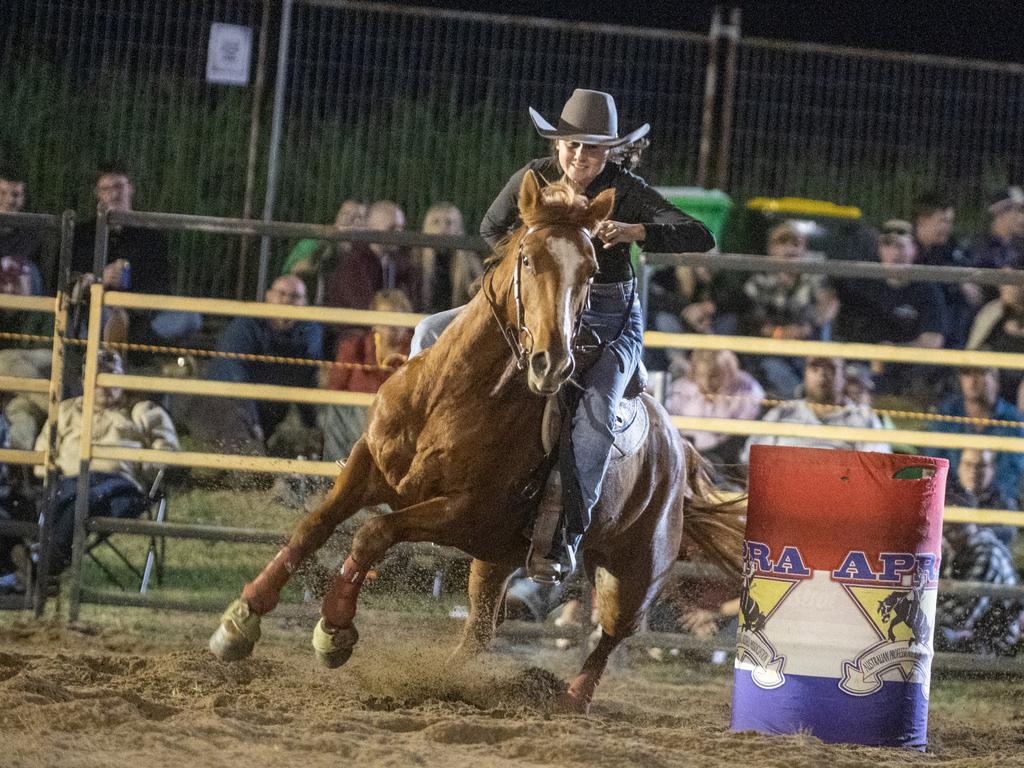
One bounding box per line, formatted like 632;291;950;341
0;607;1021;768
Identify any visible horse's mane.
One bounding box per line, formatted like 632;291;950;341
485;177;595;268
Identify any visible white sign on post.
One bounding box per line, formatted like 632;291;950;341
206;23;253;86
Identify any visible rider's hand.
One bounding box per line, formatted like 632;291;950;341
594;220;645;249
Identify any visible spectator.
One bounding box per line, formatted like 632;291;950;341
741;356;892;462
738;221;839;397
966;282;1024;411
176;275;323;456
843;362;914;453
71;164;201;346
664;349;764;466
1;256;53;450
321;289;413;460
833;219;947;395
936;522;1022;656
946;448;1018;545
0;411;37;595
970;186;1024;272
418;202;483;313
0;165;44;295
927;365;1024;505
911;192;980;348
324;200;419;311
30;350;179;579
281;199;367;304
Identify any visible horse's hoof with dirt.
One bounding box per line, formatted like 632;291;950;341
558;673;597;715
312;619;359;668
209;598;262;661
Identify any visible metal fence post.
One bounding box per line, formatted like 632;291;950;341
33;210;75;618
695;7;722;188
237;0;273;301
256;0;294;301
67;283;105;622
714;7;741;192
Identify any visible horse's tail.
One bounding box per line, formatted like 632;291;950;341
681;440;746;581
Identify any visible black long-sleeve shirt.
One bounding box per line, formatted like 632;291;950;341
480;157;714;284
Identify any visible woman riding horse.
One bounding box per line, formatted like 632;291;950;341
414;89;716;578
209;93;741;714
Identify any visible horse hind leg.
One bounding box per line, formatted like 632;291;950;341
313;494;460;668
209;439;385;661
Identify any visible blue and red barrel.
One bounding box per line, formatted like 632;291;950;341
731;445;947;750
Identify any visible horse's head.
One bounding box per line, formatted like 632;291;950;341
510;169;614;395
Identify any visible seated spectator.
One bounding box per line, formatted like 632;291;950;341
418;202;483;313
912;192;979;348
741;356;892;462
0;412;32;593
71;164;202;346
936;522;1022;656
737;221;839;397
321;289;413;460
175;276;322;456
946;448;1018;545
967;282;1024;411
1;258;54;450
927;365;1024;506
30;350;179;579
324;200;420;311
282;199;367;304
970;186;1024;273
646;264;719;372
664;349;764;467
834;219;947;396
843;362;914;454
0;165;44;295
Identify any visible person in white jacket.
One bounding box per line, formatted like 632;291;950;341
33;350;179;575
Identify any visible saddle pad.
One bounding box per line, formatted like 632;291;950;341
609;396;649;460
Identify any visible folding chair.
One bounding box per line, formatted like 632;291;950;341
85;468;169;593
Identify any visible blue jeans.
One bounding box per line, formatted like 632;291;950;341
411;305;464;355
567;280;643;535
51;473;148;573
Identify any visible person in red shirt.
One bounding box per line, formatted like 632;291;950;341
321;289;413;460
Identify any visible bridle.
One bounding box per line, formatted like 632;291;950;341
483;223;593;375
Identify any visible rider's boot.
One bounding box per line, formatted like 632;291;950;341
526;470;578;583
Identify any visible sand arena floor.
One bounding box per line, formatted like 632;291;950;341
1;608;1022;768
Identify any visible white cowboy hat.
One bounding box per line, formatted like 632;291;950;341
528;89;650;147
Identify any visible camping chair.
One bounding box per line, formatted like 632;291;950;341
85;468;169;593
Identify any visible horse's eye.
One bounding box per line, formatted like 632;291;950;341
522;254;531;269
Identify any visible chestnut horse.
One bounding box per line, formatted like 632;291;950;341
209;171;742;712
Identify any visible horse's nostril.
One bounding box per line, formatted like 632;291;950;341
530;351;551;379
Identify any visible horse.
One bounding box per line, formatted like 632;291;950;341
209;170;743;712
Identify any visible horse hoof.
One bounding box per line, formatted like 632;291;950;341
209;598;262;662
558;675;594;714
312;619;359;669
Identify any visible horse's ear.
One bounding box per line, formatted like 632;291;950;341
518;169;543;216
587;188;615;226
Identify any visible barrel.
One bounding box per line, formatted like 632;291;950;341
731;445;947;750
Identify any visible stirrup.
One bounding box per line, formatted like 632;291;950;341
526;532;577;585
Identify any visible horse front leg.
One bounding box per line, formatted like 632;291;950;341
451;558;517;658
563;563;667;713
209;439;388;661
313;495;462;668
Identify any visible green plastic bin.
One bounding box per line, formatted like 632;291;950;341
655;187;734;244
